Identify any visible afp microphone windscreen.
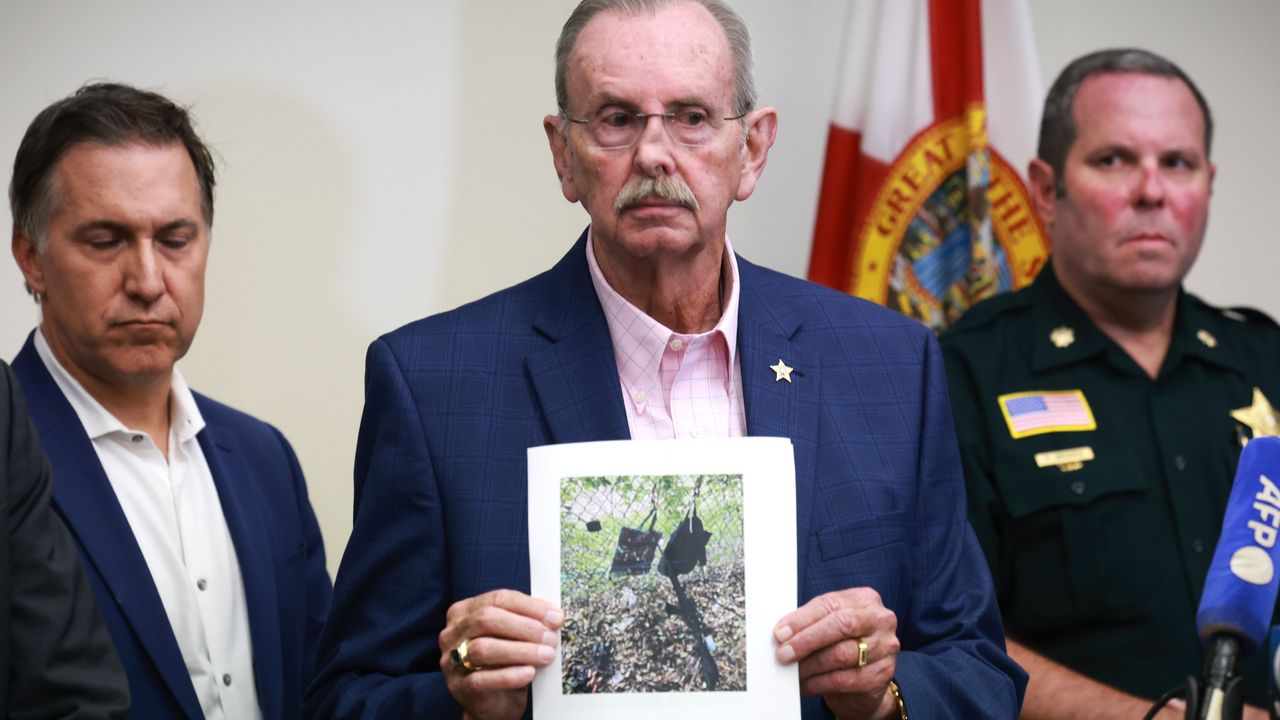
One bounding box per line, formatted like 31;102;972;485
1198;436;1280;656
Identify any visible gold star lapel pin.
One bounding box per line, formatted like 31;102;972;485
770;359;794;383
1231;387;1280;439
1050;326;1075;349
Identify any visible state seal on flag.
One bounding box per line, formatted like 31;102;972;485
850;107;1050;331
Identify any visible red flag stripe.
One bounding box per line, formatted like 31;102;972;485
808;126;891;292
928;0;985;119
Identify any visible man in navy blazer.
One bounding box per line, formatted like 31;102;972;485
309;1;1025;718
9;83;331;719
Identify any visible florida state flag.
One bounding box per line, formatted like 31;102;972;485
808;0;1050;331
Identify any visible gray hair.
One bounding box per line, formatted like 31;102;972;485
1038;48;1213;196
554;0;757;117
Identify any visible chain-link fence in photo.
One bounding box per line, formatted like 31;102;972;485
559;474;746;694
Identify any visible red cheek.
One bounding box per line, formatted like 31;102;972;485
1167;193;1210;226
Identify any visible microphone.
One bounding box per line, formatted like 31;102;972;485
1192;436;1280;720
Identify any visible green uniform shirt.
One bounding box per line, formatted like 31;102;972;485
940;261;1280;704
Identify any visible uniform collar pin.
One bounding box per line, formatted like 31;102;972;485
1050;326;1075;349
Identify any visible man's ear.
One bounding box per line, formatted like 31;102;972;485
544;115;580;203
12;231;46;297
1027;158;1057;228
736;107;778;201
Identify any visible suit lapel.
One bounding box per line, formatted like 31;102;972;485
526;233;630;444
12;338;203;719
195;418;283;720
735;261;820;581
520;245;818;580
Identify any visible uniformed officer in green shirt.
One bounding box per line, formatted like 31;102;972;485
941;48;1280;720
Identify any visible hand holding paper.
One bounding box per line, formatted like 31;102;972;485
437;589;563;720
774;588;901;720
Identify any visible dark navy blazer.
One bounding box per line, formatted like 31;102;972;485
14;337;331;719
308;233;1026;718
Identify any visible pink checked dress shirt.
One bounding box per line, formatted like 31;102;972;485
586;231;748;440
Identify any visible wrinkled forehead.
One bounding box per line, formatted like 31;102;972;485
564;4;735;111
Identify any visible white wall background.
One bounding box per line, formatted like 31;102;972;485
2;1;1276;575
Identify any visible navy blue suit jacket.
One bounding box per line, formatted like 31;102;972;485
308;234;1025;718
13;336;332;719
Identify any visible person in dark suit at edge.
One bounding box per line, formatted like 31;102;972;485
1;357;129;718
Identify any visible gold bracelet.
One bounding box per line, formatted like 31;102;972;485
887;679;908;720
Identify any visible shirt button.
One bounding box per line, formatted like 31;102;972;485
1174;455;1187;471
1069;480;1086;495
634;391;646;404
222;673;232;686
196;578;208;591
1192;538;1205;554
670;338;684;351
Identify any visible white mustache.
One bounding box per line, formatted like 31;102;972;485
614;176;700;213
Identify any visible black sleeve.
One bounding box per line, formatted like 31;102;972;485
3;361;131;719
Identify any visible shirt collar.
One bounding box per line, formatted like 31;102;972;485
1028;261;1244;378
585;228;741;400
169;365;206;442
34;327;206;442
1028;263;1112;374
1164;291;1248;377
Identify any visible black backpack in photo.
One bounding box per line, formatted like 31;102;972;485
659;508;711;578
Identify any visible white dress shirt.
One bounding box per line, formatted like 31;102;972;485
36;330;262;720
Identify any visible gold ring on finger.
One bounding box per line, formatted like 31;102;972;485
451;638;482;672
857;640;869;668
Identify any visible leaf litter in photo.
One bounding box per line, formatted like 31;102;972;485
559;474;746;694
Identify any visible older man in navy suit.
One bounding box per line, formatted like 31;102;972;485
9;83;331;719
308;1;1025;718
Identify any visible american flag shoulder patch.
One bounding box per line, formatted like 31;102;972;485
997;390;1097;439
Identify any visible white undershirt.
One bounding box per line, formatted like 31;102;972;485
36;329;262;720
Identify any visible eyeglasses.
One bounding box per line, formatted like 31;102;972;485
561;106;747;149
